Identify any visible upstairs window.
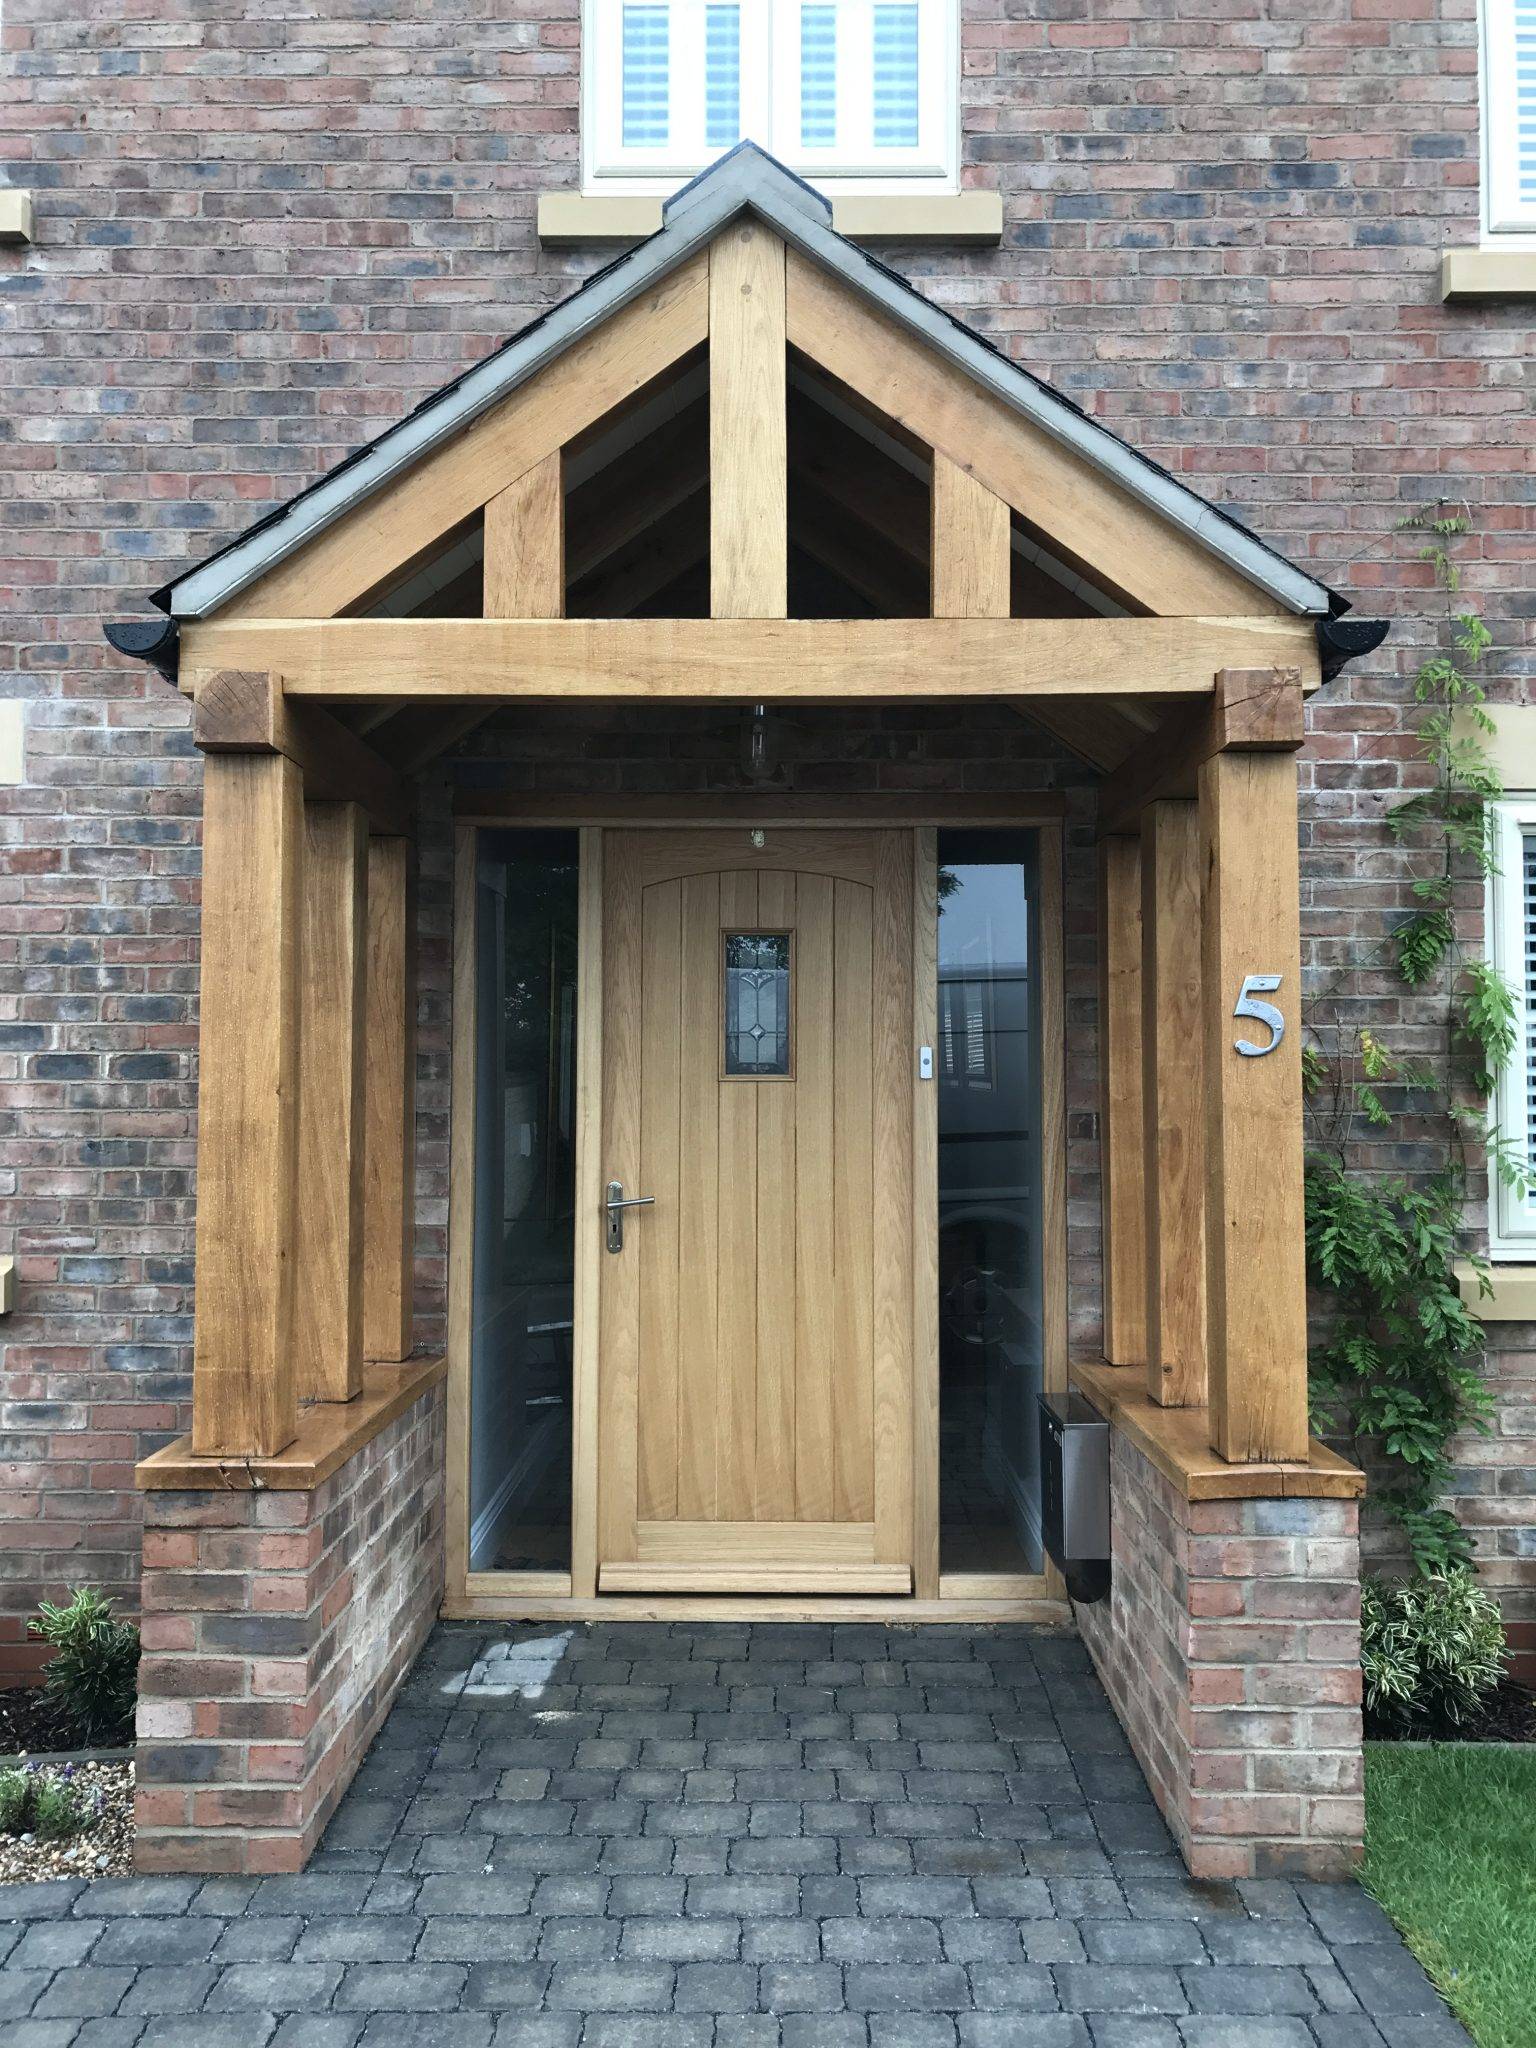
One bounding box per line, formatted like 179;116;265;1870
1483;0;1536;234
1487;798;1536;1255
585;0;958;191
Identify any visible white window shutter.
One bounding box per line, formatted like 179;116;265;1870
1485;0;1536;233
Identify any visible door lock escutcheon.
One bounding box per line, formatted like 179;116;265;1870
605;1179;655;1254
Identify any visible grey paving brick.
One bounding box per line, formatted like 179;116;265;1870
0;1883;83;1922
578;2020;714;2048
30;1968;136;2020
1083;1922;1208;1966
487;2022;583;2048
674;1961;763;2010
1054;1964;1188;2016
332;1962;468;2012
712;2019;783;2047
116;1963;220;2014
125;2023;277;2048
208;1965;346;2013
293;1918;423;1963
2;2026;81;2048
268;2021;366;2048
1198;1920;1331;1967
92;1918;218;1965
78;1877;199;1918
66;2024;150;2048
870;2019;960;2047
744;1917;822;1963
1176;2022;1317;2047
761;1963;847;2012
416;1875;536;1915
824;1918;945;1963
860;1879;974;1917
619;1917;740;1961
1330;1945;1453;2018
959;2021;1093;2047
8;1919;106;1968
543;1963;675;2011
211;1918;304;1961
356;2022;493;2048
781;2018;868;2048
844;1966;972;2012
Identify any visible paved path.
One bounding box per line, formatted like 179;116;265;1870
0;1622;1468;2046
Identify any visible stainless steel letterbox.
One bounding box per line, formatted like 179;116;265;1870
1038;1391;1110;1603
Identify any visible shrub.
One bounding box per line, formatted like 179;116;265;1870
1362;1569;1507;1732
0;1766;33;1834
28;1589;140;1745
31;1774;87;1842
0;1763;91;1841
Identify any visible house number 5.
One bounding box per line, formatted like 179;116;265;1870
1233;974;1285;1057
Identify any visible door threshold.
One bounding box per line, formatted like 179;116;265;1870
444;1586;1070;1626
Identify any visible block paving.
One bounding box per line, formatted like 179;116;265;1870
0;1623;1466;2045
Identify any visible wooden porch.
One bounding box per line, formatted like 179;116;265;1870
129;151;1368;1612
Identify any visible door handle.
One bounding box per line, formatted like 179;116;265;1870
605;1179;655;1254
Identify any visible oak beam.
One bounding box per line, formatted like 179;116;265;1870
710;221;788;617
1201;751;1310;1462
363;836;416;1362
192;668;413;837
931;455;1009;620
1141;801;1207;1409
1099;836;1147;1365
412;451;571;769
180;616;1320;703
294;801;369;1405
1098;664;1306;837
191;754;303;1458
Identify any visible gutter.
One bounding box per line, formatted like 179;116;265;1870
104;617;180;685
1315;617;1389;684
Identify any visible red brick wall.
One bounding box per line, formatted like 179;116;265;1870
1076;1430;1366;1880
0;0;1532;1670
134;1380;445;1874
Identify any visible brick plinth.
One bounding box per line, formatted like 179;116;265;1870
133;1380;445;1874
1076;1428;1364;1883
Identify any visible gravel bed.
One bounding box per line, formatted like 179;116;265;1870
0;1760;134;1883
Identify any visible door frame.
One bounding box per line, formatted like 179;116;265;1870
446;793;1069;1624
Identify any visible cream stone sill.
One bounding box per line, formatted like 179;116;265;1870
1455;1260;1536;1321
0;190;34;245
1441;248;1536;300
539;189;1002;247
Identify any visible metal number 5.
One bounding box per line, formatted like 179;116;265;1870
1233;974;1285;1058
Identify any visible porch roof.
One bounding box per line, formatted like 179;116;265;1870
149;144;1343;627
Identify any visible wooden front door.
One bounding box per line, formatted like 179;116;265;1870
597;828;915;1594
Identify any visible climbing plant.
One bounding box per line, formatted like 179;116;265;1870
1303;504;1524;1575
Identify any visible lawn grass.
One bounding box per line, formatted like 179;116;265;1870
1364;1742;1536;2048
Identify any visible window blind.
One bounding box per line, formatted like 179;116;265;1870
1486;0;1536;231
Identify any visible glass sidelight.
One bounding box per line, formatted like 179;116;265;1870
468;830;579;1573
936;830;1044;1576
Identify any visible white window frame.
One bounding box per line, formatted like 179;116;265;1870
582;0;959;195
1486;797;1536;1256
1481;0;1536;242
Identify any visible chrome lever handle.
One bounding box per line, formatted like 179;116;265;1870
605;1180;655;1254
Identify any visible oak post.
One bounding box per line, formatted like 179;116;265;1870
295;801;369;1403
363;835;416;1362
1099;835;1147;1365
709;219;787;618
191;753;303;1457
1200;748;1311;1462
1141;800;1207;1408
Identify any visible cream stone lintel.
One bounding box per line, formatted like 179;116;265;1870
1441;248;1536;301
538;189;1003;247
1455;1260;1536;1322
0;191;35;245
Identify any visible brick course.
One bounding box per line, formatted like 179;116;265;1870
1076;1430;1365;1881
134;1378;445;1873
0;0;1531;1681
